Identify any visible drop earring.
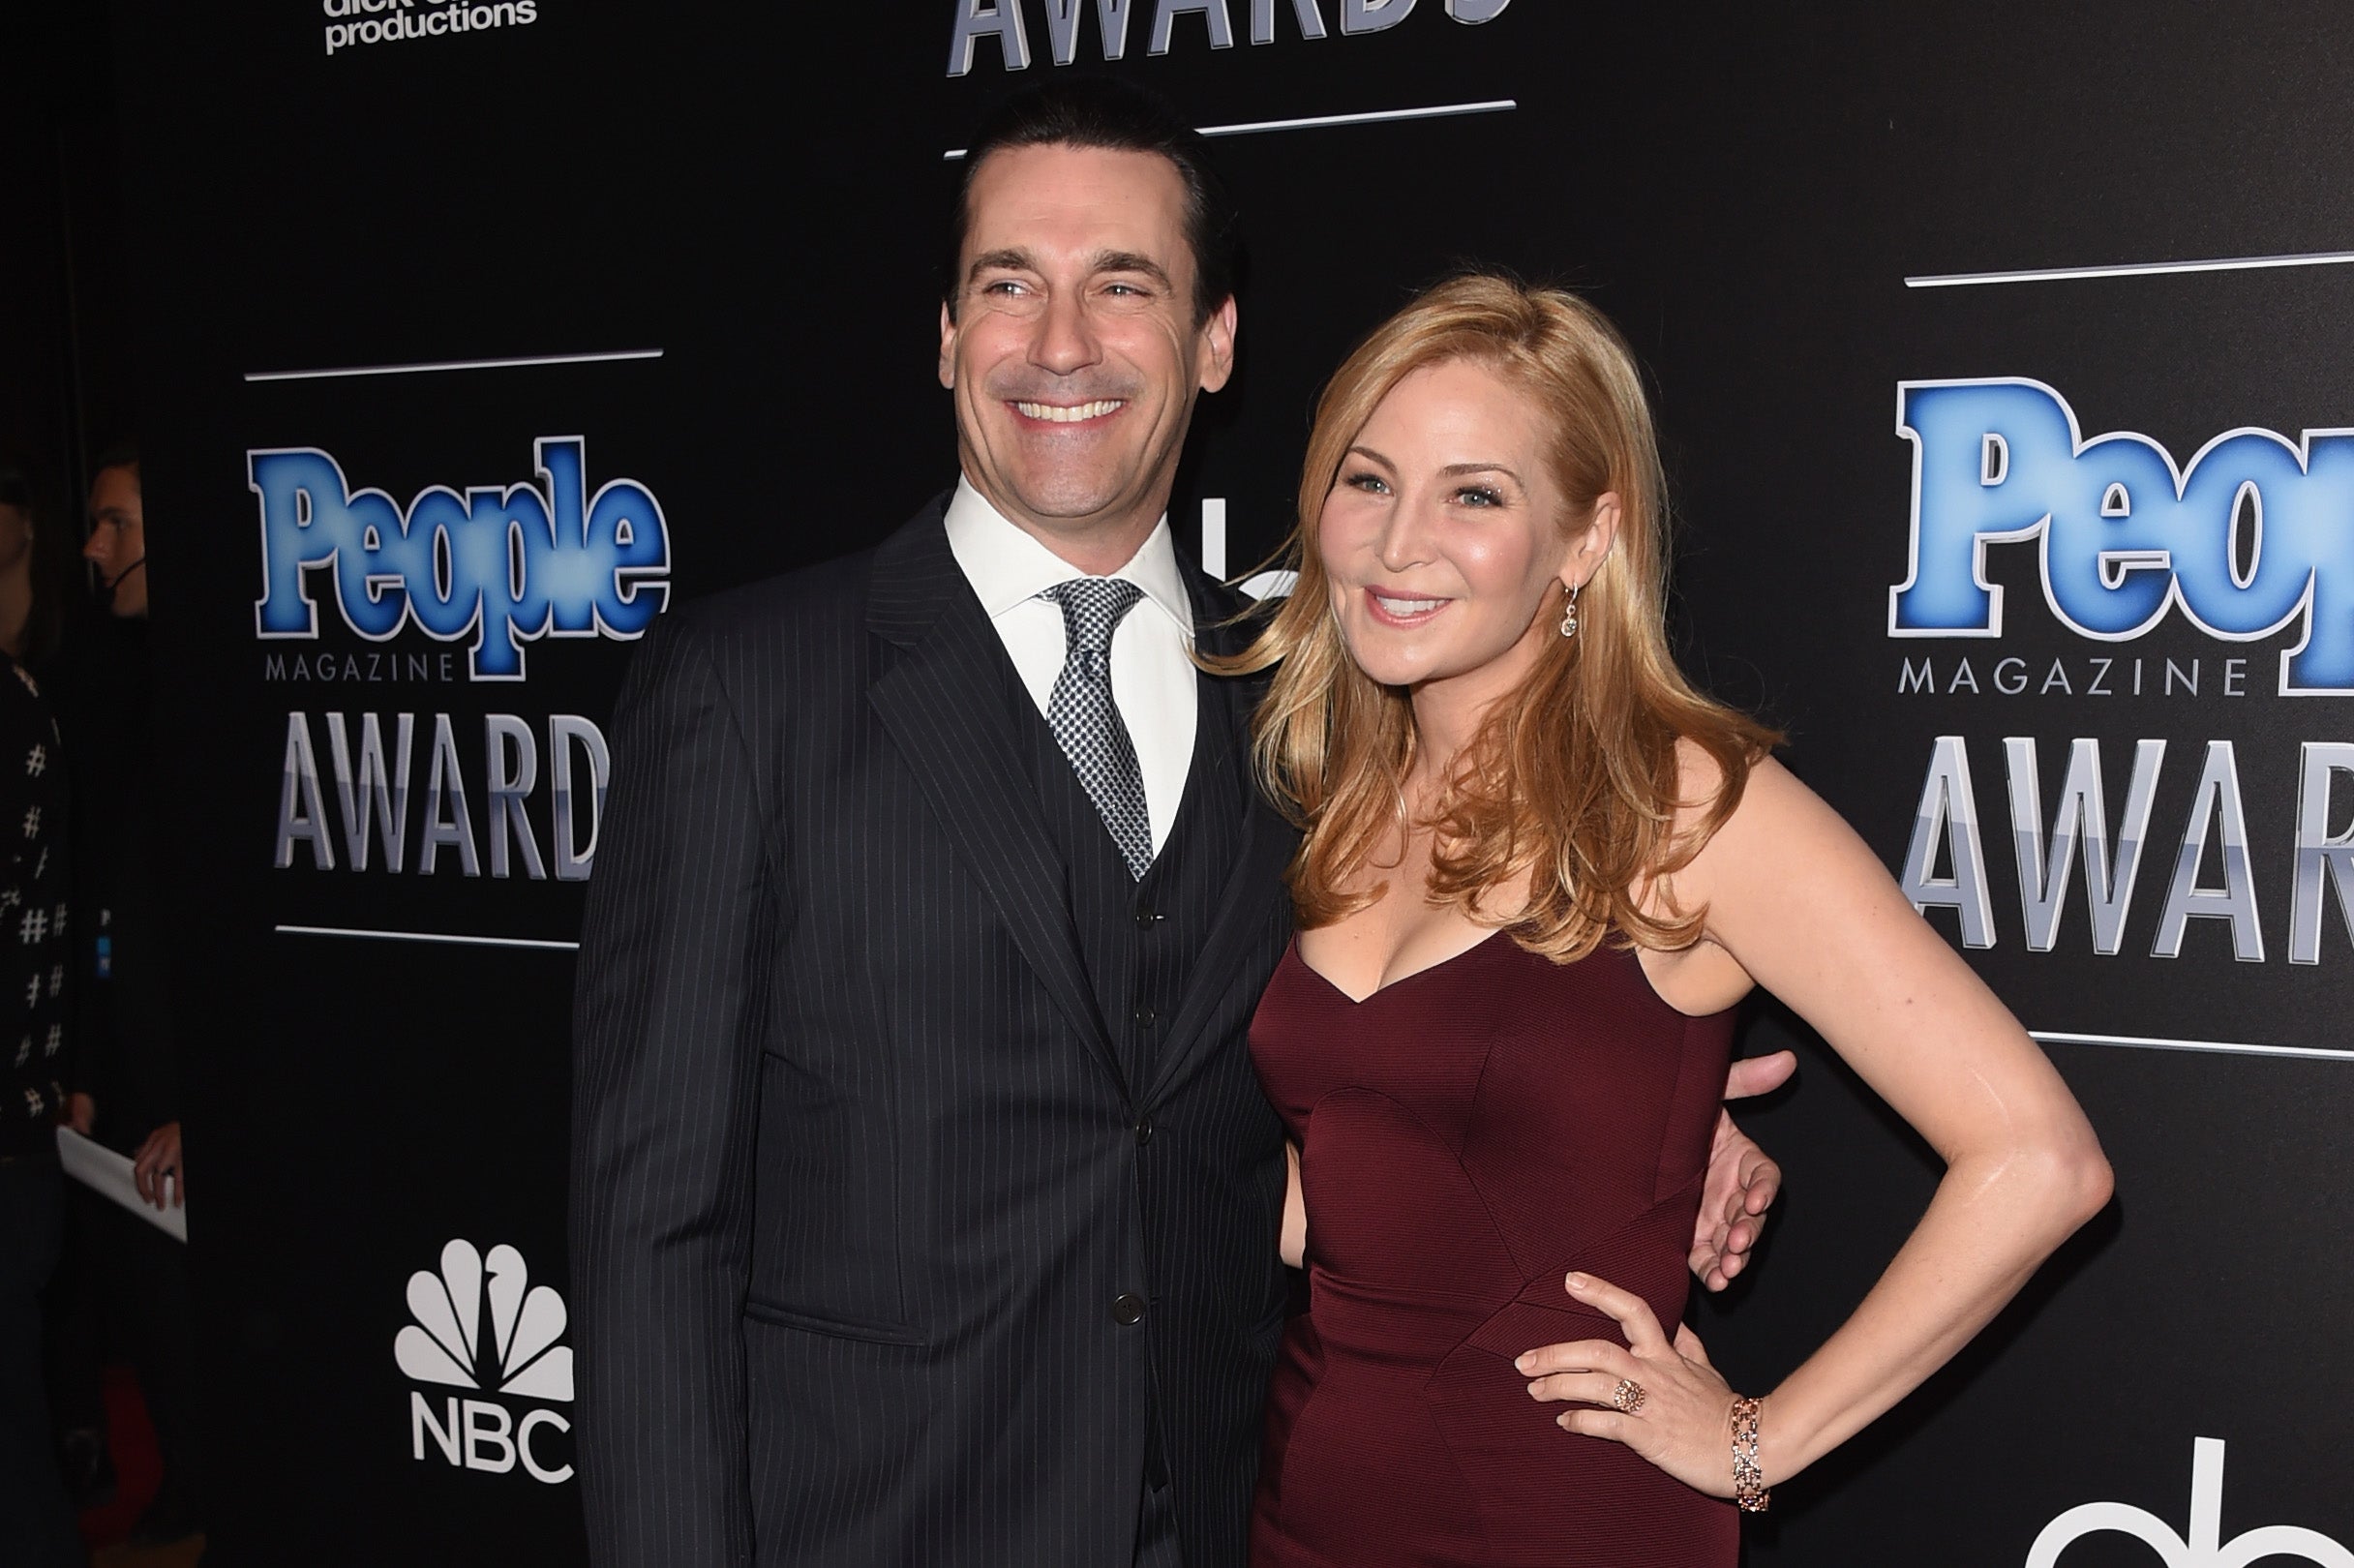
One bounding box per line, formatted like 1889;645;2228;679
1558;581;1581;639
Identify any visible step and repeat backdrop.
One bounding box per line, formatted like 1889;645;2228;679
105;0;2350;1562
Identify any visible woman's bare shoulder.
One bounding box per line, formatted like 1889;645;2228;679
1665;735;1801;838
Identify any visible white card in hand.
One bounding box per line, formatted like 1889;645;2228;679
55;1126;187;1243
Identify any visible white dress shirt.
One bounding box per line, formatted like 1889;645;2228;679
944;477;1197;859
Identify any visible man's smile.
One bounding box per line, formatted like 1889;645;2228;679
1011;398;1129;425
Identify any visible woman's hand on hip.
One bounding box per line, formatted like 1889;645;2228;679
1517;1271;1739;1498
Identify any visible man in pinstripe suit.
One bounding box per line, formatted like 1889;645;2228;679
571;81;1786;1568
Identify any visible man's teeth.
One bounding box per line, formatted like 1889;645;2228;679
1376;594;1446;615
1015;400;1125;423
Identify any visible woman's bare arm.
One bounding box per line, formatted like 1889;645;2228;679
1522;750;2112;1494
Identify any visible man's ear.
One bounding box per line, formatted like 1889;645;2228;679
1197;296;1239;394
939;301;958;391
1562;492;1622;590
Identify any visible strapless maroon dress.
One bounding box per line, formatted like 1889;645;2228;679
1248;931;1739;1567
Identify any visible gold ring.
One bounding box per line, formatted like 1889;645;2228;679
1612;1378;1646;1415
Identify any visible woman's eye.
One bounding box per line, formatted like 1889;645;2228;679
1344;472;1391;495
1455;486;1504;508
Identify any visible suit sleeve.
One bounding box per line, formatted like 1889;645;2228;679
571;618;778;1568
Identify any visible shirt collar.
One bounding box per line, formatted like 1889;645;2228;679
944;475;1194;637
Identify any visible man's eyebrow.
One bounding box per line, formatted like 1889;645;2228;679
965;248;1039;285
1091;251;1174;290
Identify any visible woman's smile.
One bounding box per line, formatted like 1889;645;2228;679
1364;587;1453;626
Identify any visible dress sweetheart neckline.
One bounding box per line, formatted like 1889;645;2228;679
1288;927;1512;1007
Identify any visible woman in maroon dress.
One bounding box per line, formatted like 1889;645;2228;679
1224;275;2113;1566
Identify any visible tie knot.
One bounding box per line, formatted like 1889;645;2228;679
1042;577;1145;657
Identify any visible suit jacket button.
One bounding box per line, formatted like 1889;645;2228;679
1135;906;1159;929
1132;1004;1157;1028
1113;1292;1147;1326
1134;1117;1153;1146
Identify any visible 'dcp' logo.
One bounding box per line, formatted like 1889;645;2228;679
2027;1437;2350;1567
396;1239;574;1484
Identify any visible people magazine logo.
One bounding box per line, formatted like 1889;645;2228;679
250;436;669;682
1889;378;2354;696
2027;1437;2350;1566
1883;380;2354;965
395;1239;574;1485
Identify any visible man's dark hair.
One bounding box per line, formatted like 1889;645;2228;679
946;78;1240;327
91;440;139;487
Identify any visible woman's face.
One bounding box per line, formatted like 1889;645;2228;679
1318;358;1614;708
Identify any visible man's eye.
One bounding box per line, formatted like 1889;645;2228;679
981;279;1029;296
1104;282;1146;296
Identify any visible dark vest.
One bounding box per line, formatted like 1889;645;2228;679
1007;643;1248;1098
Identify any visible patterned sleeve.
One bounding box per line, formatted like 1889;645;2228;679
0;657;70;1160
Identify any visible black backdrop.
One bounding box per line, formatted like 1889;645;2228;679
101;2;2354;1562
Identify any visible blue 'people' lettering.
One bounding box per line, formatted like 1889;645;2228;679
1886;379;2354;694
250;437;669;680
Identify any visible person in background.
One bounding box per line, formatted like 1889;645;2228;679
0;464;71;671
77;445;144;622
70;445;173;1200
0;465;79;1567
45;442;203;1550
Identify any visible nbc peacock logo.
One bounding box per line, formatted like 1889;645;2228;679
395;1239;574;1485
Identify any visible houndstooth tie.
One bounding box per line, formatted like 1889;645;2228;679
1041;578;1154;879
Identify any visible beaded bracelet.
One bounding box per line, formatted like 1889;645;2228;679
1730;1396;1770;1513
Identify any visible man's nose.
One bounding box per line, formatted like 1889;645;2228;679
80;532;106;564
1031;289;1102;377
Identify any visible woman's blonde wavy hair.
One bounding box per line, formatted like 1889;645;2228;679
1222;272;1780;960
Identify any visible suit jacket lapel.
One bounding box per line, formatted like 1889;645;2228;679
1143;563;1299;1106
866;501;1127;1096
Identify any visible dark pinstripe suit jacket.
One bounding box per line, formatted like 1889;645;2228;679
571;498;1297;1567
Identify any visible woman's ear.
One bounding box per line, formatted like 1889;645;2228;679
1561;492;1622;591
